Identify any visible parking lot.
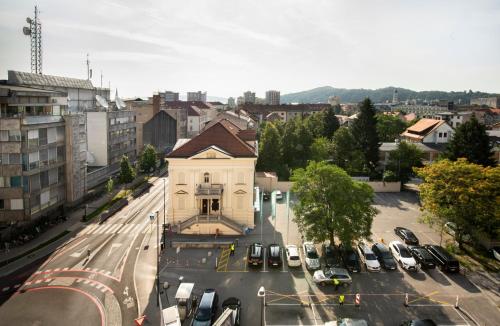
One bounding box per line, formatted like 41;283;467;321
159;192;499;325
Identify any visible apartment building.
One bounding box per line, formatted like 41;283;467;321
470;97;500;109
0;85;68;224
240;103;331;123
265;90;280;105
187;91;207;102
243;91;256;104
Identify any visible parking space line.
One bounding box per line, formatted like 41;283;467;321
217;248;231;272
244;247;248;272
408;290;439;304
263;247;267;272
281;250;286;272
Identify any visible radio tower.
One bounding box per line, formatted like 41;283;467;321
23;6;42;74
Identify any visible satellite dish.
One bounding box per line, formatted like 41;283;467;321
115;90;125;109
95;95;109;109
23;27;31;35
26;17;32;24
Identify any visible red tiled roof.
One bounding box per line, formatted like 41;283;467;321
404;119;443;135
237;129;256;141
164;101;209;110
167;119;256;158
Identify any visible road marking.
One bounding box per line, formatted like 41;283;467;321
119;224;134;234
108;243;123;257
96;224;112;234
45;269;52;273
105;224;120;234
114;224;126;233
2;287;9;292
408;291;439;304
53;268;60;272
35;280;42;284
13;284;20;288
92;268;99;272
70;244;89;258
123;286;129;296
63;267;69;271
82;224;99;235
25;281;32;285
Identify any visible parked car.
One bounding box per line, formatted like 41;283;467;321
192;289;219;326
275;190;283;200
285;245;301;267
267;244;282;267
247;243;264;267
400;319;437;326
444;222;471;242
313;267;352;286
303;242;321;270
389;241;419;271
424;244;460;273
322;243;343;268
490;246;500;262
357;243;381;272
339;243;361;273
394;227;420;245
371;242;397;270
408;246;436;269
325;318;368;326
221;297;241;326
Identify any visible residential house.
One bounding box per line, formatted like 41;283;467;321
166;119;257;235
401;118;454;144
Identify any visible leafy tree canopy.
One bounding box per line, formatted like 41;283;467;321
119;155;136;184
376;114;408;142
350;98;380;174
386;141;424;184
331;127;365;175
310;137;331;162
139;144;157;172
291;161;377;245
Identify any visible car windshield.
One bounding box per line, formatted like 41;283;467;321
290;256;300;260
195;307;211;321
399;247;412;258
270;246;280;257
366;253;377;260
307;251;319;259
381;251;392;259
251;246;262;257
406;231;417;240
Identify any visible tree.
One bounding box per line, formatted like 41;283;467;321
350;98;380;174
291;161;377;245
310;137;331;162
323;106;340;139
105;177;114;204
444;116;494;166
139;144;157;172
386;141;424;184
331;127;365;175
282;117;313;169
415;159;500;248
305;111;325;139
376;114;408;142
119;155;136;184
256;122;283;173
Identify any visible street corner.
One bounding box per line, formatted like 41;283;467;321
162;247;217;271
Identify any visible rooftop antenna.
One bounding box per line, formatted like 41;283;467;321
86;53;92;80
23;5;42;74
100;70;103;88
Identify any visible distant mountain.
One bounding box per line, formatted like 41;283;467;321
280;86;499;104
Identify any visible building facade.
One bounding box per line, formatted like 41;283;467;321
470;97;500;109
401;118;454;144
187;91;207;102
265;90;280;105
166;120;257;235
227;97;236;109
243;91;256;104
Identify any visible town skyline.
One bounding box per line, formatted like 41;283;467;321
1;0;500;99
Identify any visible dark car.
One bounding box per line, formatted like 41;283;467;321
394;227;420;245
267;244;282;267
339;243;361;273
371;242;397;270
424;244;460;273
400;319;437;326
322;243;343;268
247;243;264;266
408;246;436;269
222;297;241;326
192;289;219;326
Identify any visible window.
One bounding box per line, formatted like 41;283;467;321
0;130;8;141
9;130;21;141
9;153;20;165
0;153;8;165
10;176;22;188
39;149;48;167
40;190;50;206
29;151;39;170
438;132;442;138
49;168;58;185
47;127;57;143
443;132;447;138
0;199;4;209
48;147;57;163
39;128;48;145
30;174;40;191
57;126;65;142
40;171;49;188
28;129;38;146
11;199;23;210
203;172;210;183
0;177;4;187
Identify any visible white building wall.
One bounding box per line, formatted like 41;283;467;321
86;112;108;166
423;124;454;144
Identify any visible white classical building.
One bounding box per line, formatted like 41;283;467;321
166;119;257;235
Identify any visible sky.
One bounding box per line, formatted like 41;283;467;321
0;0;499;99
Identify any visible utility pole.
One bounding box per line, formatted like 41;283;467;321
23;5;42;74
163;178;166;243
86;53;92;80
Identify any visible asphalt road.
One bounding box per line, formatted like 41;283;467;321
0;177;169;326
158;191;499;326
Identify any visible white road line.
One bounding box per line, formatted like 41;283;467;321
120;224;135;234
35;280;42;284
95;224;111;234
114;224;126;233
45;279;53;283
106;224;122;234
76;279;83;283
131;224;144;234
25;281;32;285
95;284;103;289
105;271;111;275
45;269;52;273
92;268;99;272
84;280;90;284
54;268;60;272
100;288;107;293
2;287;9;292
34;271;41;274
82;224;99;235
63;267;69;271
13;284;20;288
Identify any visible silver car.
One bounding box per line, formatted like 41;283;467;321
313;267;352;286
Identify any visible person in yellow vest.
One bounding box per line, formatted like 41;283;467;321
333;278;340;291
339;294;345;306
230;243;235;256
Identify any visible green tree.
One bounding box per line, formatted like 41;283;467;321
119;155;136;184
282;117;313;169
305;111;325;139
376;114;408;142
105;177;114;204
139;144;157;172
415;159;500;248
386;141;424;184
256;122;283;173
332;104;342;115
291;161;377;245
350;98;380;174
331;127;365;175
444;117;494;166
323;106;340;139
310;137;331;162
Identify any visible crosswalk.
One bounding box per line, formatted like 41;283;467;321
80;223;148;236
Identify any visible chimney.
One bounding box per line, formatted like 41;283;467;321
153;94;160;115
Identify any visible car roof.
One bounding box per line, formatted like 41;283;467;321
373;243;389;252
200;289;216;307
330;267;349;275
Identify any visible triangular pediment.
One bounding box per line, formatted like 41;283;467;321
234;189;247;195
190;146;234;160
175;190;188;195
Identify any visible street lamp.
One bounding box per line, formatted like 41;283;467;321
257;286;266;326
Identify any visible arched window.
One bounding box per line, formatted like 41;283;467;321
203;172;210;184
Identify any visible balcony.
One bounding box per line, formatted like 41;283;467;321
195;184;223;198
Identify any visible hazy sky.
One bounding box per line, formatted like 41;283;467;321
1;0;499;99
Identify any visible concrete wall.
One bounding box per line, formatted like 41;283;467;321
86;112;108;166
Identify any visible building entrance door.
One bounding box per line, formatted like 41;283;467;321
202;199;209;215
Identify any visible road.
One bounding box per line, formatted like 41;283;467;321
0;176;169;326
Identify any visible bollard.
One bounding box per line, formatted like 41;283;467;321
215;257;218;269
455;295;459;309
201;258;206;264
404;293;409;307
355;293;360;308
208;251;212;257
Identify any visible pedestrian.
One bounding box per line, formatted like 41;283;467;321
333;278;340;291
191;295;198;315
230;243;235;256
87;249;91;259
339;294;345;306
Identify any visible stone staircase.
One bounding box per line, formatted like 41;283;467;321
178;215;245;234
